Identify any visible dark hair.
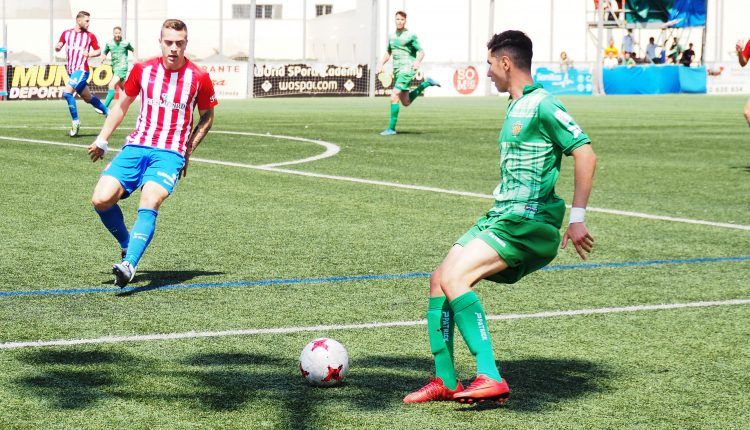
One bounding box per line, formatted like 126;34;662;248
395;11;407;18
487;30;533;71
113;26;122;31
162;19;187;33
76;11;90;19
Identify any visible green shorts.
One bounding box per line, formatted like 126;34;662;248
393;70;416;91
112;68;128;81
455;214;561;284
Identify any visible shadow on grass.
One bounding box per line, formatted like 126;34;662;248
12;350;611;423
13;350;136;409
729;165;750;173
455;357;613;412
106;270;225;296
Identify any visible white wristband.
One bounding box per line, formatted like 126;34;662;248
94;138;109;154
569;207;586;224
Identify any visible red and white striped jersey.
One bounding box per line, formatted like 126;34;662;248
123;57;218;157
58;29;99;75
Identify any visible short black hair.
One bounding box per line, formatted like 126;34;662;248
487;30;533;71
395;11;407;18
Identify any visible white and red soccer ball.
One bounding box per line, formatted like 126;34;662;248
299;337;349;386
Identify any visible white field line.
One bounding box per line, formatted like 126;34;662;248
2;134;749;231
1;298;748;350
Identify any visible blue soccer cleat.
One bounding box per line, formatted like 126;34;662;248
380;129;397;136
93;106;109;116
425;77;441;87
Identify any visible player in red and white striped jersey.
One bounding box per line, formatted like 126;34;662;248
54;11;109;137
736;39;750;126
86;19;217;288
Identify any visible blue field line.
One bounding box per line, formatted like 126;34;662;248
1;255;748;299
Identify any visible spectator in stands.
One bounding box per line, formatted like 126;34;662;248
604;39;619;59
645;37;660;64
680;43;695;67
622;29;635;59
603;51;619;69
559;51;573;74
623;51;636;68
667;37;682;64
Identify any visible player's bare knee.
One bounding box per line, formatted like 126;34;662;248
744;106;750;122
439;270;464;296
91;195;115;211
428;271;443;295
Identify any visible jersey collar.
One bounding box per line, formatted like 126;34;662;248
522;82;544;95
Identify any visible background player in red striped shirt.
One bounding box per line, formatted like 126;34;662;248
86;19;217;288
735;39;750;126
54;11;109;137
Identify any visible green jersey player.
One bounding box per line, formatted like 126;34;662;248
103;26;135;108
403;30;598;405
375;11;439;136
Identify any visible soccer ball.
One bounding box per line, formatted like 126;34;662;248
299;337;349;386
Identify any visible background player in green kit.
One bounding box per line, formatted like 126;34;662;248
403;30;598;405
375;11;439;136
103;26;135;108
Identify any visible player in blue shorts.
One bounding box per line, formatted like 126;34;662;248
87;19;217;287
55;11;109;137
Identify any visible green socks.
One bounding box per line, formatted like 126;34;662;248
388;103;400;131
451;291;502;381
104;89;115;108
408;80;431;103
427;296;457;389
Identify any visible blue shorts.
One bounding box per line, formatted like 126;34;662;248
68;70;90;93
102;145;185;198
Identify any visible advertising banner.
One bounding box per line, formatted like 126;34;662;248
199;63;247;99
392;64;488;97
706;64;750;95
533;67;593;96
0;66;6;97
254;63;369;97
7;64;110;100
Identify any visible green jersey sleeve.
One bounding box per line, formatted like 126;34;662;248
126;41;134;52
103;43;110;55
410;33;422;53
539;96;590;155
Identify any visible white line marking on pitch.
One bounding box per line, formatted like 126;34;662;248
1;298;748;350
1;134;749;231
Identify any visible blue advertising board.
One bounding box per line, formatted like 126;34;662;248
533;67;593;96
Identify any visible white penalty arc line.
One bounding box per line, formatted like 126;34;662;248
1;134;749;231
1;298;748;350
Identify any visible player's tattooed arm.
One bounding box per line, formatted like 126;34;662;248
180;108;214;178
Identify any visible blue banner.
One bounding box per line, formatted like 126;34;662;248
603;64;706;94
669;0;706;27
533;67;592;96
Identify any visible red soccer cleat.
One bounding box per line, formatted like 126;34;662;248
453;375;510;405
403;377;464;404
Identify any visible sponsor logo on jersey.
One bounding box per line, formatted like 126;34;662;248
147;92;187;110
